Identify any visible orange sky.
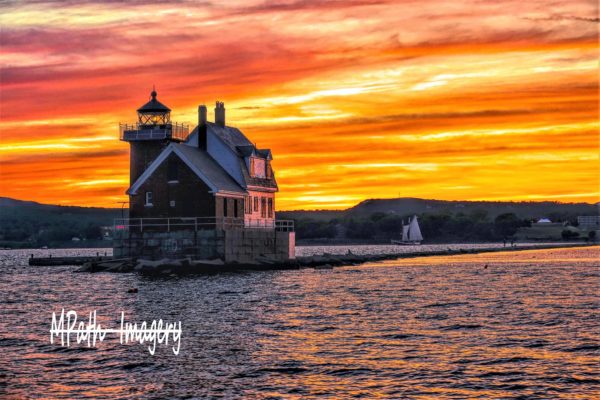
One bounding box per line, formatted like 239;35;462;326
0;0;598;209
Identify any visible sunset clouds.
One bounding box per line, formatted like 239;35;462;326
0;0;598;208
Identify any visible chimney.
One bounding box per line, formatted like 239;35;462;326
215;101;225;127
198;104;207;150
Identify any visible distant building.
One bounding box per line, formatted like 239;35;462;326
577;215;600;230
100;226;113;240
532;218;562;228
114;90;294;262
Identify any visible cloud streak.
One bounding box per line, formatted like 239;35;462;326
0;0;598;208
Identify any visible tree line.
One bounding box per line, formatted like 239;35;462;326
293;211;535;242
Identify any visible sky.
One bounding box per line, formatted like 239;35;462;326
0;0;598;210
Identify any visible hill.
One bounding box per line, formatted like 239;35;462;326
347;198;599;220
0;196;598;247
0;197;122;248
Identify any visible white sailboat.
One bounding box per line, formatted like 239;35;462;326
391;215;423;245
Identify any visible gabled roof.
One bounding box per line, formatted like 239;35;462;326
186;122;272;159
183;121;278;191
207;122;252;150
256;148;272;160
236;145;255;157
127;143;245;196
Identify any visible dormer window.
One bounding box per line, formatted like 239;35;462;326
250;156;266;178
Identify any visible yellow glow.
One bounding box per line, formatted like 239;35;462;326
0;0;597;208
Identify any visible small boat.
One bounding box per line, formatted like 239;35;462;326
391;215;423;245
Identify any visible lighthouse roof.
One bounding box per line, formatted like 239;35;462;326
137;89;171;113
127;142;245;196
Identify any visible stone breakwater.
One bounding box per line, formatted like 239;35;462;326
75;243;594;275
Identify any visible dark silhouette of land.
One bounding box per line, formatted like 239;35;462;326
1;197;597;248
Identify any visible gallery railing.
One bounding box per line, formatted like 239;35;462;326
119;122;189;142
113;217;294;232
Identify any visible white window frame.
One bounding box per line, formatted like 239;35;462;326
145;191;153;206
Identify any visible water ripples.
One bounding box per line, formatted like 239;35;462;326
0;246;598;398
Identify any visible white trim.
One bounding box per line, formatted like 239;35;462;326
214;191;246;199
144;191;153;206
127;143;221;195
246;185;278;193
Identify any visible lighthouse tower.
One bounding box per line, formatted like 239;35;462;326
119;89;189;185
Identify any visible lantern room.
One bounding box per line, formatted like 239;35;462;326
137;89;171;127
119;89;189;142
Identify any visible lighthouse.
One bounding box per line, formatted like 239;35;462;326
114;89;295;263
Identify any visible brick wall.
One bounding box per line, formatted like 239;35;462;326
129;141;169;185
130;153;216;218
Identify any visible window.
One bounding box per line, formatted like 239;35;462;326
167;157;178;182
233;199;238;218
246;196;252;214
170;200;176;208
253;197;259;212
223;198;228;217
261;197;266;218
268;198;273;218
250;157;266;178
145;192;153;206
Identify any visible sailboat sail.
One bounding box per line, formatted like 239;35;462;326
402;224;410;241
392;216;423;245
408;215;423;242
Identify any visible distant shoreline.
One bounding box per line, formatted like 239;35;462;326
295;239;594;247
2;239;596;251
38;242;599;274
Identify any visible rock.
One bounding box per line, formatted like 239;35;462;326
315;264;333;270
102;262;126;272
137;258;171;268
255;256;277;265
295;256;311;267
127;288;138;293
181;258;191;267
191;258;224;267
78;262;93;272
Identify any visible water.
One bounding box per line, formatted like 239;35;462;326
295;242;579;257
1;246;598;398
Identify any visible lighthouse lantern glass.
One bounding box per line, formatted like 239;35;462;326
139;111;170;126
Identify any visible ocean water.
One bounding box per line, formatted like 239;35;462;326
0;246;598;399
